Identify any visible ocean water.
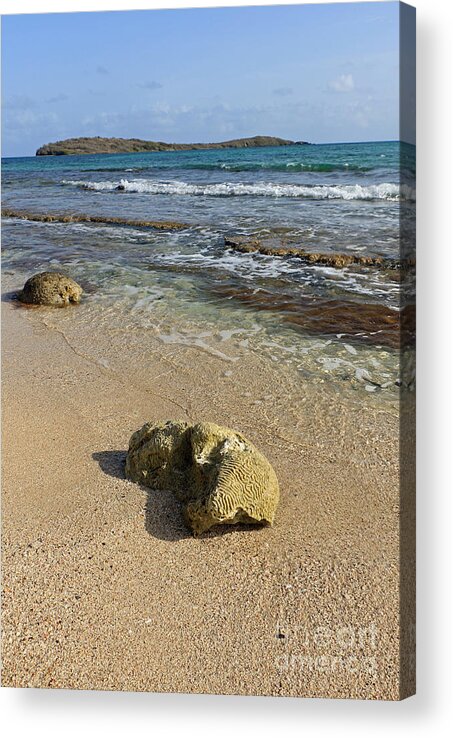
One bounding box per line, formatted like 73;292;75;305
1;141;415;410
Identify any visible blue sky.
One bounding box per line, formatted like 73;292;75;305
2;2;401;156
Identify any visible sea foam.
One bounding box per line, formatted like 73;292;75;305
62;178;415;201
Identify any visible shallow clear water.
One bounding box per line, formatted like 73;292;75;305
1;141;415;409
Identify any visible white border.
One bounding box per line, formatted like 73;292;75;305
1;0;452;734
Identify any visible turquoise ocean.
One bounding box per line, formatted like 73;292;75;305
2;141;415;410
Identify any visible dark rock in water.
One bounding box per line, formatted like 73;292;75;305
224;234;261;250
18;271;83;306
125;421;279;536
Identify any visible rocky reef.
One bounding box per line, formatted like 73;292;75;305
2;207;190;231
224;235;405;270
18;272;83;306
125;421;279;535
36;135;302;156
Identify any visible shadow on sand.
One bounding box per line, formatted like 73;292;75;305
2;290;23;305
92;450;190;542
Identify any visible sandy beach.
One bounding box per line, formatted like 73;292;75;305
1;296;410;699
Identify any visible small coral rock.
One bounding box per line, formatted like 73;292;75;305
18;271;83;306
125;421;279;535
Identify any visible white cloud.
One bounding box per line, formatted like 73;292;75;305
273;87;294;97
46;93;68;104
328;74;355;93
138;80;163;91
5;94;36;111
77;100;316;143
2;108;59;143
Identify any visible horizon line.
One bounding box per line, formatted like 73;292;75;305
2;139;413;159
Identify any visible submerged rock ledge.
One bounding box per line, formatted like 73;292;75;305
224;235;409;270
210;282;409;349
1;208;190;231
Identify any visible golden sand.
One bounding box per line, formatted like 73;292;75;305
1;301;407;699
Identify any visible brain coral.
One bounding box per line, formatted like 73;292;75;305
125;421;279;535
18;271;83;306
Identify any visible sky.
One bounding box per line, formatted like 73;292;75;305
1;2;402;157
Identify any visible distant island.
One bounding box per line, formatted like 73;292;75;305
36;135;309;156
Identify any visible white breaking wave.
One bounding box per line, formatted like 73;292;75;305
62;178;416;201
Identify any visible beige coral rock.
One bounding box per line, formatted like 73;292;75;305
125;421;279;535
18;271;83;306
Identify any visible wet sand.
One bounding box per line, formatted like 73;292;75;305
2;300;405;699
